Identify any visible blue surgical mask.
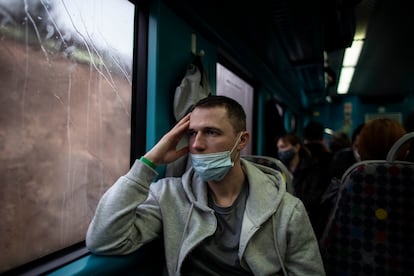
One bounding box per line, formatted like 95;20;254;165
190;133;242;182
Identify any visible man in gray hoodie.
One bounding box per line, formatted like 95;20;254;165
86;95;325;275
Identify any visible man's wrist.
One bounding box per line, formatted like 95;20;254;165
140;156;157;169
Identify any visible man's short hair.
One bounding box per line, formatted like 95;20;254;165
192;95;246;132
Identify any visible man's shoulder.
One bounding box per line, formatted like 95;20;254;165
152;171;204;199
151;176;186;193
283;191;301;202
276;191;302;210
273;192;307;220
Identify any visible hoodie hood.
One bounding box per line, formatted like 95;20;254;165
180;158;287;224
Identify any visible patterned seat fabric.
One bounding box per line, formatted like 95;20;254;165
320;161;414;275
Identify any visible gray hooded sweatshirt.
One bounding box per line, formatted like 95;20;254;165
86;158;325;276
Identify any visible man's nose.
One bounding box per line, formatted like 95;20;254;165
191;132;206;151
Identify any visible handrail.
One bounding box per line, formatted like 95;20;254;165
386;132;414;161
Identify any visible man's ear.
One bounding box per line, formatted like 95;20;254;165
238;131;250;150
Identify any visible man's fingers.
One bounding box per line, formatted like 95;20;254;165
176;146;189;157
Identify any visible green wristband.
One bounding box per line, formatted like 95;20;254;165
140;156;157;169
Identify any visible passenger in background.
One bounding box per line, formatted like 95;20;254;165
329;131;351;155
329;123;365;180
277;133;327;239
301;121;332;238
303;121;333;168
404;110;414;161
317;123;365;237
358;118;406;160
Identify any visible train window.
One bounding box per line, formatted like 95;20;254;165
216;63;254;154
0;0;134;273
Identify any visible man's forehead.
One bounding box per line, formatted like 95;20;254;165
189;107;230;127
190;106;227;118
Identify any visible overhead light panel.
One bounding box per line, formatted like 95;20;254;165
343;40;364;66
336;39;364;94
337;67;355;94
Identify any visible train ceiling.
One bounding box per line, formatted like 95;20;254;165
163;0;413;105
345;0;414;102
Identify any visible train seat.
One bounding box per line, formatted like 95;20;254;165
319;132;414;275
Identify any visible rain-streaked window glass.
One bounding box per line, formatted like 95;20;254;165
0;0;134;272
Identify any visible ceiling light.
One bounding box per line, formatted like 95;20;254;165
343;40;364;66
337;67;355;94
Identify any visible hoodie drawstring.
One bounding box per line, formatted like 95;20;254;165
175;202;194;273
272;211;288;276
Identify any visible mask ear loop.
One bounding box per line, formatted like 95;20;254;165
230;132;245;162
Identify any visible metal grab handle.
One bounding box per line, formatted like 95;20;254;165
386;132;414;161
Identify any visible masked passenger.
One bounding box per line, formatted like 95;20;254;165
276;133;327;239
87;95;325;275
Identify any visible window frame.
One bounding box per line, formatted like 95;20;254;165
2;0;148;274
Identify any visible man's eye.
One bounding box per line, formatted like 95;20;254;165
206;130;217;135
187;130;196;137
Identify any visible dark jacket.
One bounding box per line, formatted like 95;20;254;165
329;147;357;179
292;154;330;239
